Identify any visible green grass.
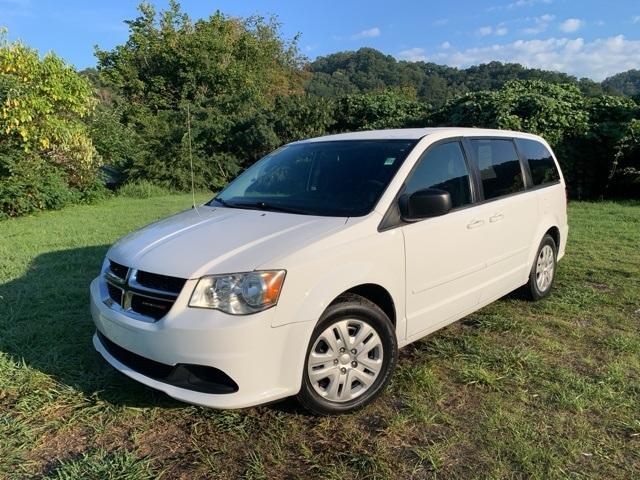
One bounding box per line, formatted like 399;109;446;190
1;196;639;479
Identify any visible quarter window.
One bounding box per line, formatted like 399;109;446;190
515;138;560;186
404;142;472;209
469;139;524;200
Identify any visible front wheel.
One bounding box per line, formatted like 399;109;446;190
524;234;557;300
297;293;397;415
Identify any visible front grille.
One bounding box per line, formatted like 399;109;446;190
97;331;239;394
104;260;187;321
130;294;174;320
136;270;186;294
106;283;123;305
109;260;128;280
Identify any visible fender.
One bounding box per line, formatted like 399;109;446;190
526;213;562;271
266;225;406;339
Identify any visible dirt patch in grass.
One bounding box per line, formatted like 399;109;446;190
28;425;91;474
135;418;192;463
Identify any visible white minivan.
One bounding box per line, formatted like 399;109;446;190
91;127;568;414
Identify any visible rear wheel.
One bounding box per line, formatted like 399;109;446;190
297;293;397;415
524;234;557;300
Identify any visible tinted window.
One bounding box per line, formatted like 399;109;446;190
470;139;524;200
214;140;416;217
516;138;560;185
404;142;472;209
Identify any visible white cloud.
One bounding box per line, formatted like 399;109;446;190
508;0;552;8
488;0;551;11
559;18;584;33
400;35;640;81
521;14;555;34
478;24;508;37
351;27;381;39
398;47;427;62
440;41;451;49
433;18;449;26
633;16;640;24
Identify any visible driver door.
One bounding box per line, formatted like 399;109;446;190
401;140;487;338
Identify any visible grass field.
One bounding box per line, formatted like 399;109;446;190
1;195;639;479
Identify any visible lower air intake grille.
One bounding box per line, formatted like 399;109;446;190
97;331;238;394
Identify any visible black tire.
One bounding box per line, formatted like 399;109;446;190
297;293;398;415
523;234;557;301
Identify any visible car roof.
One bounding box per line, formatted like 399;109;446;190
295;127;543;143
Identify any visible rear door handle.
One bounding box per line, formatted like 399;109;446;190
489;213;504;223
467;219;485;229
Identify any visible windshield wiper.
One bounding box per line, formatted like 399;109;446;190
210;197;231;207
211;197;311;215
230;201;311;215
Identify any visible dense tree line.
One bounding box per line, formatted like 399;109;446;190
1;2;638;218
602;70;640;98
306;48;611;106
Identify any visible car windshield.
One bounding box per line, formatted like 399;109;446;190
211;140;417;217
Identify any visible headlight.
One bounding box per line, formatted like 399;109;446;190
189;270;286;315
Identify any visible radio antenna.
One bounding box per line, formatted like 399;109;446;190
186;103;200;217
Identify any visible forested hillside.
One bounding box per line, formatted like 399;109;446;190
305;48;611;106
602;70;640;97
1;1;638;218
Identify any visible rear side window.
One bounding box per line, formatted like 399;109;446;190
404;141;472;209
516;138;560;186
469;139;524;200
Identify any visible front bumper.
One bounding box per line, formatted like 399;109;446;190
90;277;312;408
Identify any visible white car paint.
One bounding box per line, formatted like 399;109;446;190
91;127;568;408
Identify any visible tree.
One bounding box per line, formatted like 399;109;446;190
428;80;594;195
608;119;640;197
305;48;609;108
428;80;640;198
602;70;640;97
94;1;305;190
333;90;428;131
0;30;101;217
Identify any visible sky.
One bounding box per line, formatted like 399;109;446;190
1;0;639;81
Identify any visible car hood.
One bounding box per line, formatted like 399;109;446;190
107;205;348;279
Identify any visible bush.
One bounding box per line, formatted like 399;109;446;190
0;152;77;218
333;90;428;131
0;31;101;217
117;180;173;198
427;80;640;198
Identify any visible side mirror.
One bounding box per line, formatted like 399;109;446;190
399;188;452;221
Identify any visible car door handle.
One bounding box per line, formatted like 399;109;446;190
467;219;485;229
489;213;504;223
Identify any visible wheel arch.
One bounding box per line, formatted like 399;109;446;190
545;225;560;250
332;283;397;327
527;220;562;269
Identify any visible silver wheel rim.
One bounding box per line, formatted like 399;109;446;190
307;318;384;403
535;245;555;292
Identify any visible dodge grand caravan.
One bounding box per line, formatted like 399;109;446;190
91;127;568;414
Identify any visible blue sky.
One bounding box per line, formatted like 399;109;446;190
2;0;639;80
